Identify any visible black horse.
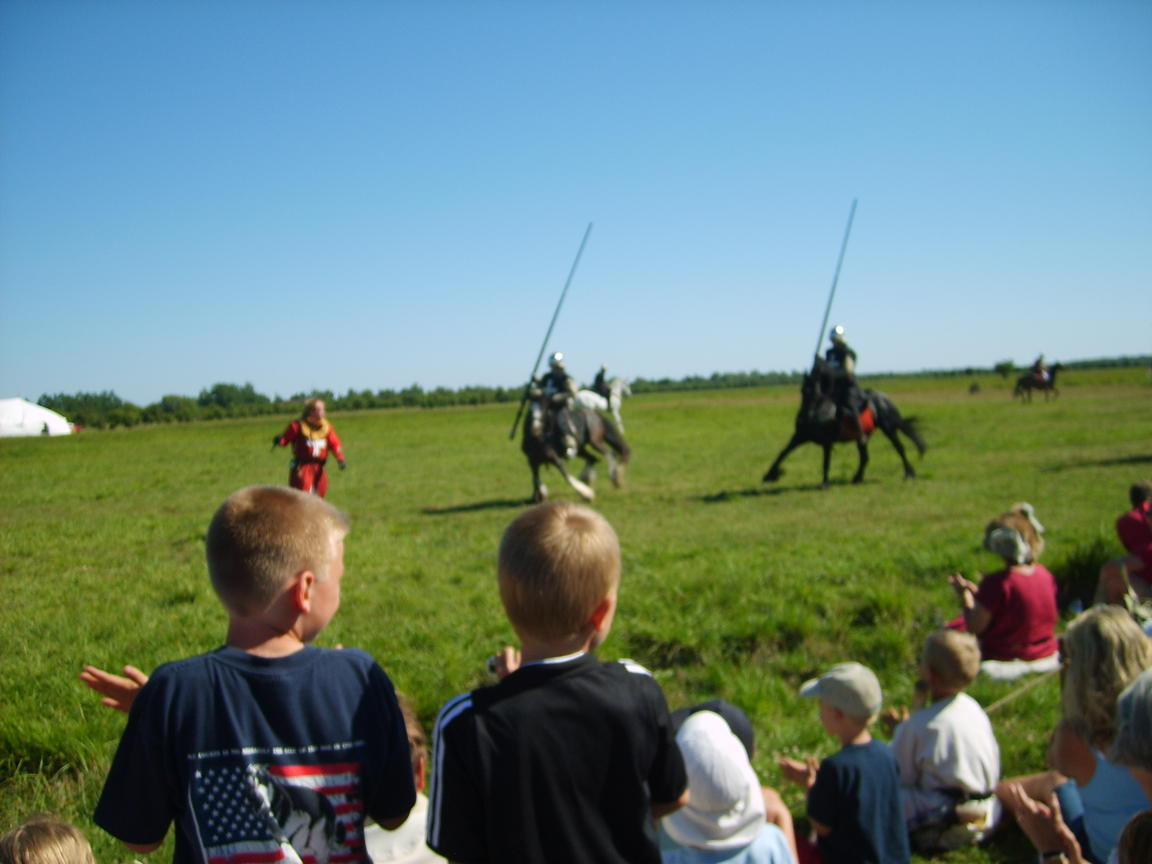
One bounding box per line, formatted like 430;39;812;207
522;396;630;503
762;361;926;487
1014;363;1064;402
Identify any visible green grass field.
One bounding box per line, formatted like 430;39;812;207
2;367;1149;862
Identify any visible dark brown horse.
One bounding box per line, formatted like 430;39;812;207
521;396;630;502
762;361;926;487
1014;363;1064;402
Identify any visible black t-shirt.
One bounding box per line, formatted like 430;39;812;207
95;646;415;864
427;653;687;864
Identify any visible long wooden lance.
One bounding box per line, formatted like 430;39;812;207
812;199;858;363
508;222;595;439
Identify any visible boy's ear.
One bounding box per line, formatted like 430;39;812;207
587;594;616;632
291;570;317;613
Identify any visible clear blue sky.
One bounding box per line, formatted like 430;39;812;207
2;1;1149;406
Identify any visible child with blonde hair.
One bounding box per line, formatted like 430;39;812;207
886;630;1001;851
0;817;93;864
90;485;414;864
427;501;687;864
998;605;1152;864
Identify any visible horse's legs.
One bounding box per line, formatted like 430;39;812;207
822;444;835;488
530;462;547;503
850;439;871;484
577;446;600;484
548;452;596;501
763;435;804;482
880;425;916;479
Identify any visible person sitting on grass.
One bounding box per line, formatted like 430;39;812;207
777;662;910;864
85;485;415;864
997;606;1152;864
948;502;1060;680
0;816;94;864
426;501;688;864
1002;666;1152;864
660;706;797;864
1096;482;1152;608
883;630;1001;853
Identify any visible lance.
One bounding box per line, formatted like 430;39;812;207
508;222;595;439
813;199;858;363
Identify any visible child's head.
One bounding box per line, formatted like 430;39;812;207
921;629;980;694
0;816;94;864
1062;606;1152;749
302;398;326;424
1118;810;1152;864
206;485;349;618
498;502;620;644
663;710;766;851
983;502;1044;564
800;661;882;725
1129;482;1152;510
1111;667;1152;773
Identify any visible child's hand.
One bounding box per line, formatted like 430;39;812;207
778;755;819;791
486;646;521;680
80;664;149;713
949;573;978;595
880;705;909;735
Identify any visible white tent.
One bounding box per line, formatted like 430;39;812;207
0;398;73;437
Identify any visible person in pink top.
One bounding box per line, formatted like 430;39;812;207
948;503;1059;676
1097;482;1152;605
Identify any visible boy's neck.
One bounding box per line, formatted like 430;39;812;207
838;726;872;747
517;632;595;666
930;686;962;703
226;616;308;658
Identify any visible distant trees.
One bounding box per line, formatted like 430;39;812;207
35;354;1151;431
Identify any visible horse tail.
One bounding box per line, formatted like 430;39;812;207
600;416;631;463
900;415;928;455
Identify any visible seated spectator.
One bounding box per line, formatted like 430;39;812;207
1097;482;1152;607
777;662;910;864
997;606;1152;864
660;705;797;863
885;630;1001;852
1003;666;1152;864
0;816;94;864
948;502;1060;679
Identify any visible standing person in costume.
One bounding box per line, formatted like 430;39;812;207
823;325;865;441
272;398;346;498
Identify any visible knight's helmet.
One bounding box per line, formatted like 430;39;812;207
829;324;846;343
549;351;565;369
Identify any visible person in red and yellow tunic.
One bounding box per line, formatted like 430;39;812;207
272;398;346;497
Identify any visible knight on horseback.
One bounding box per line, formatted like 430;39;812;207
536;351;579;458
1030;354;1049;384
822;325;866;442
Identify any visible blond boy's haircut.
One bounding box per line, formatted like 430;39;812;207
206;485;349;616
0;816;94;864
498;502;620;642
922;629;980;692
1061;605;1152;750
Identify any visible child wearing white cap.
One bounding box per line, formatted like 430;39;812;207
662;710;796;864
779;662;910;864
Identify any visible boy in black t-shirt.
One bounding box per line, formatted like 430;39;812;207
87;486;415;864
426;501;688;864
778;662;910;864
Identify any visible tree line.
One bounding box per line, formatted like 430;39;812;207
36;355;1150;430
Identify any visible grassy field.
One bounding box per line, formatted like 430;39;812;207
2;366;1149;862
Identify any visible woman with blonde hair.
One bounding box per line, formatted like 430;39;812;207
998;606;1152;864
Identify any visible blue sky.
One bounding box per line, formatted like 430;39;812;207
1;1;1149;406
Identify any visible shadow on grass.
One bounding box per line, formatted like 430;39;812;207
1042;453;1152;473
422;498;528;515
696;484;830;502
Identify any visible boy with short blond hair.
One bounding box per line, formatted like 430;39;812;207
0;816;94;864
93;485;415;864
888;630;1001;850
427;501;688;864
779;661;910;864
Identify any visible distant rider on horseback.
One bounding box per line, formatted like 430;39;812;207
823;325;866;441
536;351;579;458
1030;354;1049;383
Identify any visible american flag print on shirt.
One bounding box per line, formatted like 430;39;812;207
190;750;366;864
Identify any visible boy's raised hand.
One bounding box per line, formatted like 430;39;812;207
778;755;819;791
80;664;149;713
880;705;910;735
